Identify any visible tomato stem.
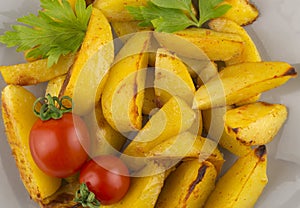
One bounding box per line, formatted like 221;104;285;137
74;183;101;208
33;94;73;121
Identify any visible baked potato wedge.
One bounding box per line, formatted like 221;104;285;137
225;102;288;146
59;7;114;115
205;146;268;208
208;18;261;65
156;160;217;208
2;85;61;202
221;0;259;26
0;54;74;86
154;48;195;105
101;32;151;132
193;62;297;110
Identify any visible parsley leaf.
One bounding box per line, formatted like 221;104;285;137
0;0;92;67
127;0;231;33
198;0;232;26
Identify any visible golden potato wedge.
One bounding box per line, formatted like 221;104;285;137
171;28;244;61
147;132;224;175
103;162;165;208
83;101;127;156
123;96;196;158
193;62;297;110
156;160;217;208
93;0;147;22
155;48;196;105
60;7;114;115
0;54;74;86
221;0;259;26
2;85;61;202
205;146;268;208
208;18;261;65
45;75;66;97
101;32;150;132
225;102;288;145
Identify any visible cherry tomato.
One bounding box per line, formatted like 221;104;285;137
29;113;90;178
79;155;130;205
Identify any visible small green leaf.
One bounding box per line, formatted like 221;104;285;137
151;0;192;11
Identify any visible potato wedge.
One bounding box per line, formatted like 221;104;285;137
60;7;114;115
93;0;147;22
123;96;196;158
205;146;268;208
171;28;244;61
208;18;261;65
221;0;259;26
193;62;297;110
2;85;61;202
101;32;150;132
225;102;288;146
155;48;195;105
0;54;74;86
103;162;165;208
156;160;217;208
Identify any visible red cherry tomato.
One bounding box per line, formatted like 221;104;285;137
79;155;130;205
29;113;90;178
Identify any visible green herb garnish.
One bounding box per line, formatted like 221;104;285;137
126;0;232;33
0;0;92;67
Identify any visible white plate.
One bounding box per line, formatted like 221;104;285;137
0;0;300;207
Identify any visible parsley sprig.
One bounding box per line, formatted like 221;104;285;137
127;0;232;33
0;0;92;67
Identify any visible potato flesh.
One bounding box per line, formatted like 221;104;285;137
1;85;61;202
